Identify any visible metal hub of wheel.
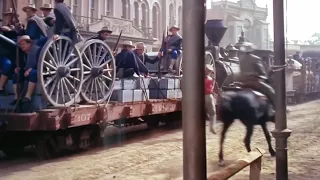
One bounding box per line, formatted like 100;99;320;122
38;36;84;107
80;39;116;103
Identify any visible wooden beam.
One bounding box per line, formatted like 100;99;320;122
207;148;265;180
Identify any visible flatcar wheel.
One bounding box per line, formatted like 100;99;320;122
80;39;116;103
38;36;84;107
35;135;59;160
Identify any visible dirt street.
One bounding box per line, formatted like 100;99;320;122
0;100;320;180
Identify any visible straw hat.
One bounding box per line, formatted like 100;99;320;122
40;3;53;10
136;42;146;50
22;4;38;12
98;26;113;34
3;9;13;15
18;35;31;43
169;25;180;32
122;41;135;48
205;64;214;72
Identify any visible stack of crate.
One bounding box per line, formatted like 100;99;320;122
110;77;182;103
0;80;47;111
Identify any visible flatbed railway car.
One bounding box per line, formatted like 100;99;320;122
0;34;183;159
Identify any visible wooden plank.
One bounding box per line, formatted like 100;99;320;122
207;148;265;180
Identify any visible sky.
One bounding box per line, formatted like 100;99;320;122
207;0;320;41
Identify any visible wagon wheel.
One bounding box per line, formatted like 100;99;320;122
80;39;116;103
176;52;183;76
38;36;84;107
205;51;216;80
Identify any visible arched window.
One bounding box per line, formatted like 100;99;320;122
121;0;130;19
178;6;182;29
152;3;160;38
243;19;251;40
134;2;139;26
106;0;113;16
169;4;174;26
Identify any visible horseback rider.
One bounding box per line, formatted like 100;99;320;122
237;42;276;110
88;27;113;41
161;25;182;74
52;0;82;44
23;4;49;41
40;3;55;28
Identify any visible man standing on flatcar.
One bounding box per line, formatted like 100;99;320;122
87;27;113;41
9;35;41;106
116;41;149;78
134;42;161;65
52;0;82;44
40;4;55;28
23;4;49;42
1;9;24;40
161;25;182;74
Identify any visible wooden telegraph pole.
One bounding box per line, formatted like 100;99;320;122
271;0;292;179
182;0;207;179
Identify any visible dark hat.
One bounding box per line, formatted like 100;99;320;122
98;26;113;34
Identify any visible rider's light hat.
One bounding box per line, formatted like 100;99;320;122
122;41;135;48
237;42;256;53
40;4;53;10
22;4;38;12
3;9;13;15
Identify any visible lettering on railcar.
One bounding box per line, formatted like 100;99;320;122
73;113;92;123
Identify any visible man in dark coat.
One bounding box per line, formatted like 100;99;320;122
10;35;41;105
23;4;49;42
133;42;161;65
52;0;82;44
116;41;149;78
40;3;55;27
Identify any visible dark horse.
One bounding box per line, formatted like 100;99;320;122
216;86;276;166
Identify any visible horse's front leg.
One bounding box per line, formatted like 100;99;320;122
244;125;254;153
261;123;276;156
218;122;231;166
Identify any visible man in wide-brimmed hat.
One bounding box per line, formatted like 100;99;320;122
133;42;161;65
9;35;41;107
237;41;276;111
161;25;182;74
88;26;113;41
23;4;49;41
204;64;217;134
1;9;14;27
115;41;149;78
40;3;55;27
52;0;82;44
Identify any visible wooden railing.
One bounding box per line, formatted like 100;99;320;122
207;148;265;180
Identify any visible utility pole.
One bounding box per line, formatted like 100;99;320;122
271;0;292;179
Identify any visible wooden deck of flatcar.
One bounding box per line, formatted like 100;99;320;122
0;99;182;131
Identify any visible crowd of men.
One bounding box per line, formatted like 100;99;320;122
0;0;183;107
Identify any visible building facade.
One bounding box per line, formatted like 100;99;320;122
206;0;269;49
1;0;183;52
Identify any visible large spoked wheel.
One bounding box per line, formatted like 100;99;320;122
205;51;216;80
38;36;84;107
80;39;116;103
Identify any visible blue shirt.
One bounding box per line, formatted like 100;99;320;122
26;21;45;40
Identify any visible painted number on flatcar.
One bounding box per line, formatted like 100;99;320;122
74;113;92;123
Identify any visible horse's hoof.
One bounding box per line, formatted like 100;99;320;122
218;160;225;166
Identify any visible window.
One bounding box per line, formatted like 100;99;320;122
106;0;113;16
73;0;78;15
90;0;95;18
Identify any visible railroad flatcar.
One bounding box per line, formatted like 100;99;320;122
0;34;183;159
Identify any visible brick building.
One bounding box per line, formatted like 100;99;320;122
1;0;183;52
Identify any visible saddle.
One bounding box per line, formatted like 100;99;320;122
229;82;267;99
